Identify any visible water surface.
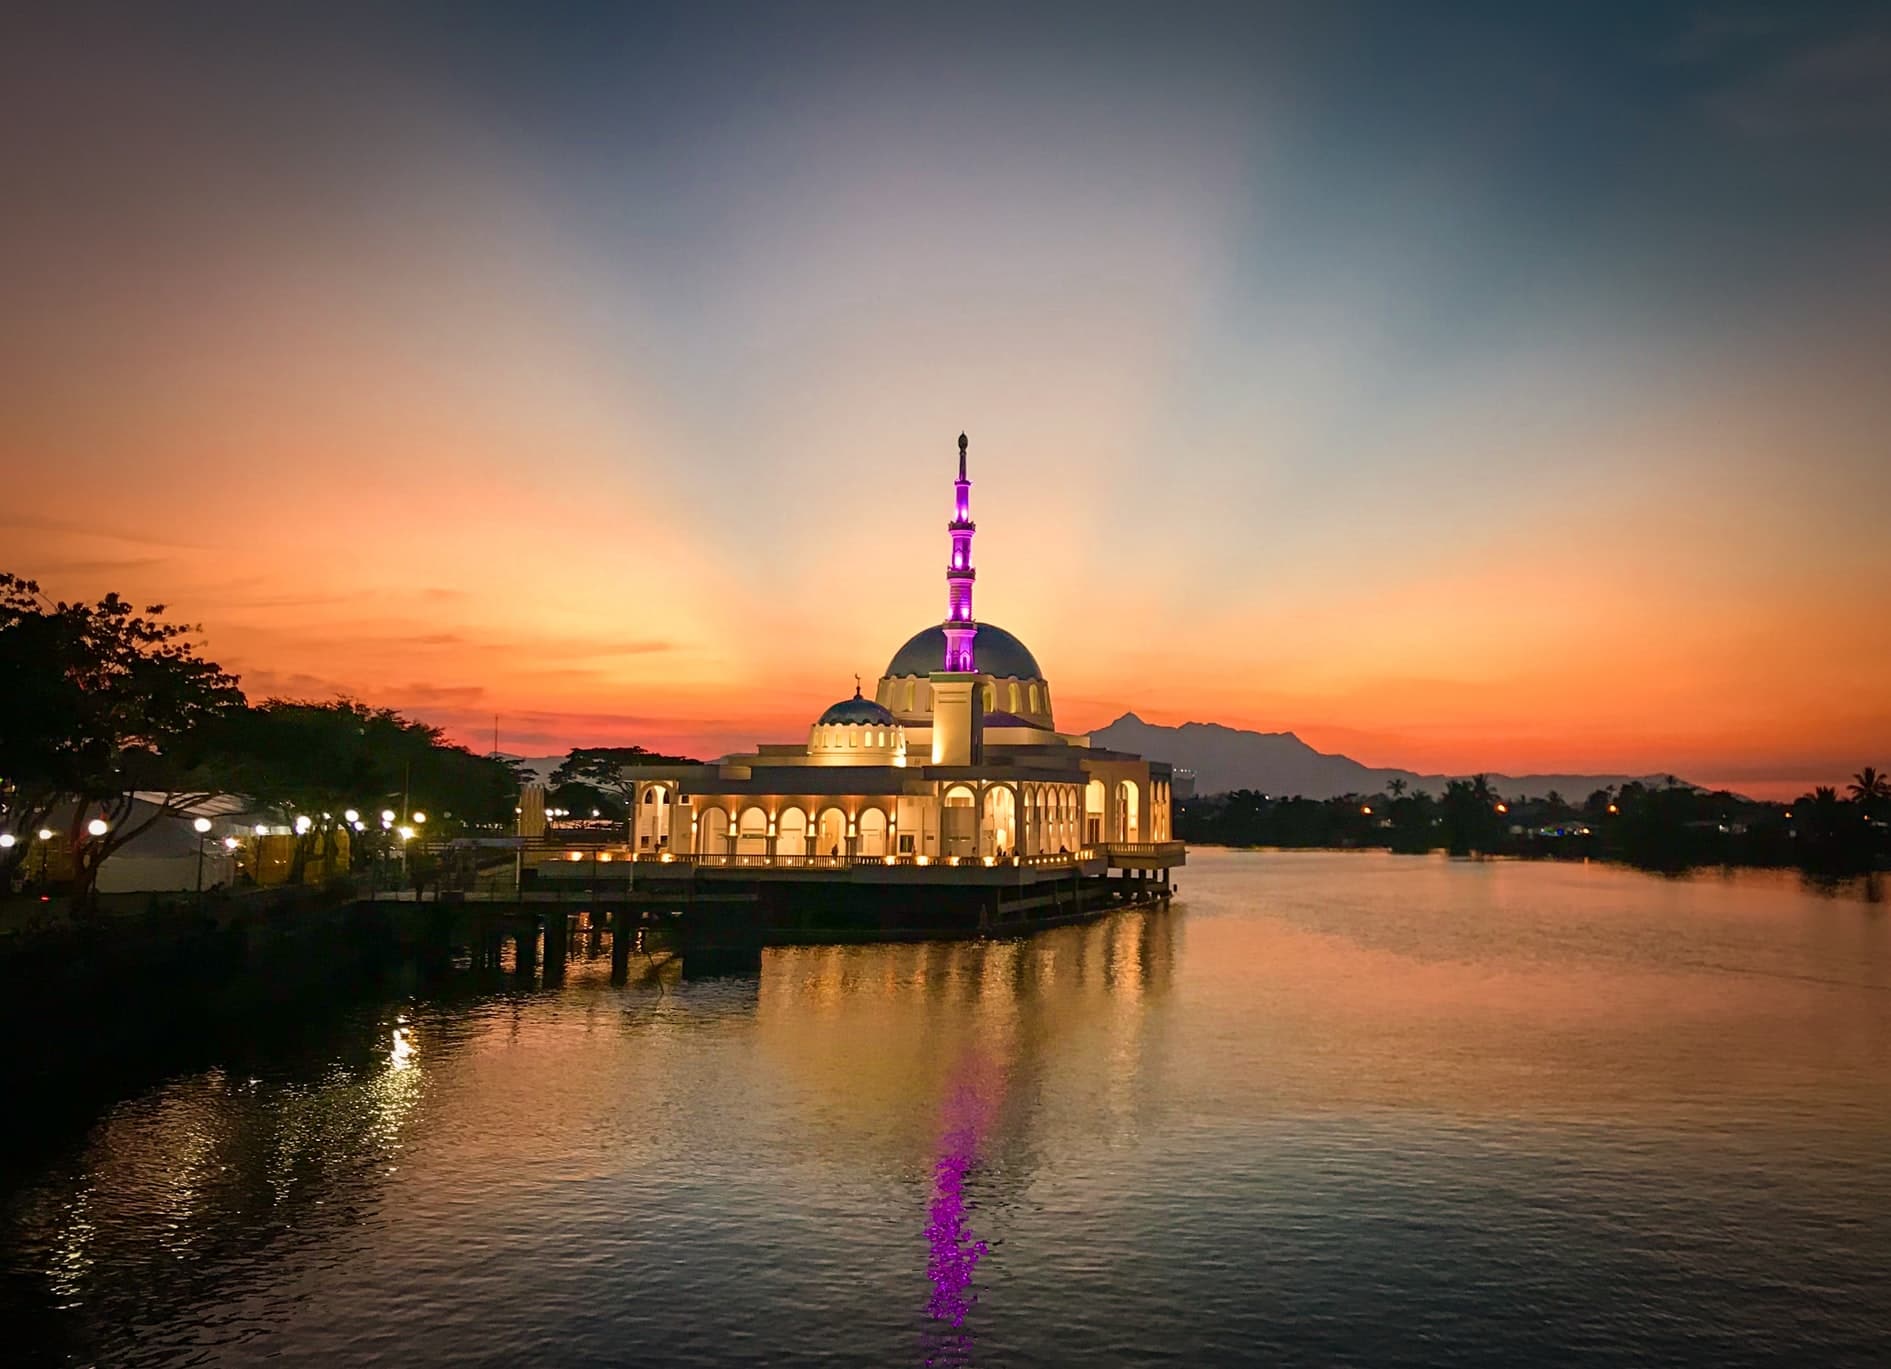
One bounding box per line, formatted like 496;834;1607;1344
6;851;1890;1366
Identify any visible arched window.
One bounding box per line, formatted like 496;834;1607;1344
1028;683;1041;714
982;683;995;711
903;681;915;711
1007;682;1022;713
776;806;808;857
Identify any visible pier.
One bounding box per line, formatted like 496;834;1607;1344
365;839;1186;977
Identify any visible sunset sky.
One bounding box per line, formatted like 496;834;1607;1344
4;3;1888;797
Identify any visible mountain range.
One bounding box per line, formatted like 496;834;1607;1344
1089;713;1679;801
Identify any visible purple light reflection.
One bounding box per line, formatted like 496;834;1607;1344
925;1141;987;1328
922;1058;1000;1362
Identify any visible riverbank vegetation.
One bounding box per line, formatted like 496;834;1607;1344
1;573;520;902
1178;772;1890;874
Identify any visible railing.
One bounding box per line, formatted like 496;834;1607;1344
525;849;1105;872
1099;841;1187;859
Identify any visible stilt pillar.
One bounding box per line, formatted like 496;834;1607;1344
611;905;634;983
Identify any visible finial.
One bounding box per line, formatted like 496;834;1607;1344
957;431;968;481
958;432;968;452
853;673;862;697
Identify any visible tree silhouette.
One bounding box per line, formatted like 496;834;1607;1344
1;572;242;900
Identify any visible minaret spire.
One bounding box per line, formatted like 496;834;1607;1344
942;432;978;672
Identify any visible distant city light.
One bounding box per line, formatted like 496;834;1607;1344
294;815;312;835
1361;805;1372;814
223;836;240;850
254;824;269;837
397;825;415;841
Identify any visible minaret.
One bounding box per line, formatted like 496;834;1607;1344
943;432;978;672
929;432;981;767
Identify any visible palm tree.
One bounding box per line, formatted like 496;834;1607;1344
1847;766;1887;803
1388;778;1408;799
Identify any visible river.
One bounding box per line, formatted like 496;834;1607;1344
5;850;1889;1366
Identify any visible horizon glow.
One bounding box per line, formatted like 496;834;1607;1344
3;4;1888;798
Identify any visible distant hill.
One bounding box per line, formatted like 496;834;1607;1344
1090;713;1680;801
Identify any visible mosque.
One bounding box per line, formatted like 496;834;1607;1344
587;434;1176;867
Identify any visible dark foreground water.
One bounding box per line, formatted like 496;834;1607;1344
5;850;1890;1367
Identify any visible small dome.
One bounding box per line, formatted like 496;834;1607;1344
884;622;1044;680
818;688;896;726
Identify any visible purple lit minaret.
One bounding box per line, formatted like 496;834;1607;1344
943;432;978;672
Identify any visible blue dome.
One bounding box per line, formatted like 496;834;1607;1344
883;623;1044;680
818;691;897;726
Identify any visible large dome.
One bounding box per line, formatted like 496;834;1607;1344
883;623;1044;680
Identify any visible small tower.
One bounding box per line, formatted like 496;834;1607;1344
931;432;982;766
943;432;978;672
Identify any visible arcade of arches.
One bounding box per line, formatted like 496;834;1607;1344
619;773;1172;860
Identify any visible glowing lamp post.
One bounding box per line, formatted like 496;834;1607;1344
192;816;213;898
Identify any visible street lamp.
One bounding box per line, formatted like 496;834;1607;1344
0;834;14;850
192;816;212;898
87;818;109;837
411;811;426;825
344;809;360;824
380;809;396;824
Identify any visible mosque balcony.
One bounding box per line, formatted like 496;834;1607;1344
517;844;1182;881
518;847;1119;885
